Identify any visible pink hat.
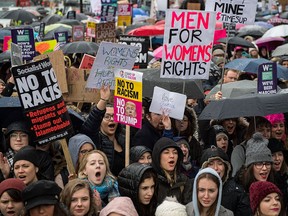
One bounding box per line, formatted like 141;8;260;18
234;46;244;52
99;197;138;216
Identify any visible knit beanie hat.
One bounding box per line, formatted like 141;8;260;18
13;147;39;168
249;181;282;214
0;178;25;196
155;196;187;216
173;136;190;151
99;197;139;216
245;132;273;167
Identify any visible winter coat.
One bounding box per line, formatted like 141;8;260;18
80;106;125;175
152;137;193;205
130;146;152;164
118;163;157;216
186;168;234;216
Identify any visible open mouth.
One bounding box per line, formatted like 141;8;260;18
108;123;116;128
95;171;101;178
259;173;268;179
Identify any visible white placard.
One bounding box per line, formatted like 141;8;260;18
86;41;140;89
149;86;187;120
205;0;258;25
161;9;216;80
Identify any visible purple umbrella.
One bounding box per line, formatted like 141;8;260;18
254;37;285;51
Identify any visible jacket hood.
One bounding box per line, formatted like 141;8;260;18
68;133;96;168
152;137;183;176
118;163;154;202
130;146;152;164
192;168;222;216
184;106;198;135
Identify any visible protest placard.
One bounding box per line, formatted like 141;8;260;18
72;25;84;41
11;28;36;61
114;69;143;128
119;35;149;69
11;58;73;144
95;22;116;43
86;21;96;38
205;0;258;25
258;63;278;94
33;50;68;93
161;9;216;80
38;22;45;41
54;32;68;46
10;43;23;66
67;11;76;19
101;5;117;22
117;3;132;26
35;40;57;54
79;54;96;69
63;68;100;102
86;41;140;89
3;36;11;52
149;86;187;120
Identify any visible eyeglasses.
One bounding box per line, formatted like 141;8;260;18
254;162;272;169
10;133;28;139
103;114;114;121
79;149;93;155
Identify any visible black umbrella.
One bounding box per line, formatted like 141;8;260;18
199;92;288;120
217;36;256;48
58;19;83;27
61;41;99;54
0;50;11;63
0;9;37;24
44;26;72;40
41;14;62;25
136;68;204;99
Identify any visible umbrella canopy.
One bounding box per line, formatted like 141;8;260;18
205;80;274;99
153;46;162;59
268;16;288;26
225;58;288;79
199;92;288;120
217;36;255;48
262;24;288;38
124;23;150;34
0;50;11;63
254;21;274;29
61;41;99;54
44;26;72;40
0;9;37;24
272;43;288;57
45;23;72;34
128;23;164;36
41;14;62;25
237;25;267;38
58;19;83;26
254;36;285;51
136;68;204;99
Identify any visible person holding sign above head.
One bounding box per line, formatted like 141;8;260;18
80;85;125;176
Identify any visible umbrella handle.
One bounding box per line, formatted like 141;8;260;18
64;55;71;67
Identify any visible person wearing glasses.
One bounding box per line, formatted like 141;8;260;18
0;121;31;180
235;133;274;196
80;85;125;176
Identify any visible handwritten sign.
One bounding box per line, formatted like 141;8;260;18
205;0;258;25
86;41;139;89
118;35;149;69
149;86;186;120
161;10;216;80
79;54;96;69
95;22;116;43
11;58;73;144
114;69;143;128
11;28;35;61
258;62;277;94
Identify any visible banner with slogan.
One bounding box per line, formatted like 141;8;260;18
86;41;140;89
149;86;187;120
86;21;96;38
79;54;96;69
161;10;216;80
117;3;132;26
11;28;36;61
205;0;258;25
11;58;73;145
118;35;149;69
54;32;68;47
95;22;116;43
257;62;278;94
114;69;143;129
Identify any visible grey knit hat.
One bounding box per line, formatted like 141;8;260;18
245;132;273;167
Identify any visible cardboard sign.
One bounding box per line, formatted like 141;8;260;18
54;32;68;46
3;36;12;51
86;41;140;89
35;40;57;54
33;50;68;93
161;10;216;80
187;3;201;10
38;22;45;41
118;35;149;69
86;21;96;38
11;28;36;61
258;62;277;94
11;58;73;144
114;69;143;128
72;25;84;41
79;54;96;69
63;68;100;102
10;42;23;66
205;0;258;25
95;22;116;43
149;86;187;120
